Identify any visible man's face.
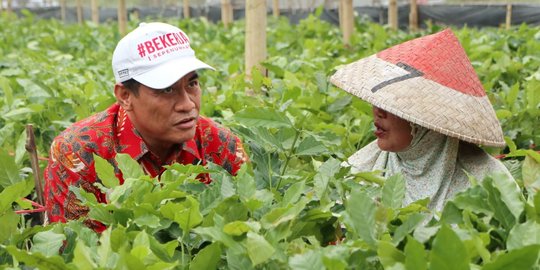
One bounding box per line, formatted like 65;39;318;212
126;72;201;152
372;106;413;152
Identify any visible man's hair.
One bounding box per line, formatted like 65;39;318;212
122;79;141;96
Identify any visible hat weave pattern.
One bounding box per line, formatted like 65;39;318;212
330;29;505;147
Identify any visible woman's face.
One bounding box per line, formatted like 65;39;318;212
372;107;413;152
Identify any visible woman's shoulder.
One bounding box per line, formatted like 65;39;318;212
458;141;512;180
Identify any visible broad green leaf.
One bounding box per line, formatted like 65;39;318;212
14;130;26;165
174;196;203;231
289;249;325;270
0;179;33;212
429;224;469;270
97;228;119;268
393;213;426;245
236;164;256;201
261;197;307;228
452;185;492;215
491;172;525;221
378;241;405;268
221;173;236;198
93;154;118;188
233;108;292;128
345;189;376;247
0;149;22;188
405;235;427;270
483;178;516;229
0;211;19;243
0;76;14;107
507;220;540;250
223;221;252;236
282;180;305;206
482;245;540;270
226;250;254;270
247;232;275;266
313;158;341;200
525;79;540;110
115;153;144;179
522;154;540;190
190;242;222;270
72;241;98;270
5;245;70;270
295;135;328;156
382;174;405;209
2;107;34;120
30;231;66;257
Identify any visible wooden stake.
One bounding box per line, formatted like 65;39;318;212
60;0;66;22
183;0;190;19
409;0;418;31
76;0;83;24
388;0;398;30
7;0;12;14
118;0;127;36
338;0;344;32
505;4;512;30
341;0;354;46
91;0;99;24
221;0;233;28
245;0;267;77
25;125;45;224
273;0;279;17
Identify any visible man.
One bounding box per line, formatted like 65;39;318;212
44;22;248;231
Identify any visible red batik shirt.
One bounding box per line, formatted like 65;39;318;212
44;103;247;231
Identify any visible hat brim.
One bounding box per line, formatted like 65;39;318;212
330;55;506;147
133;57;215;89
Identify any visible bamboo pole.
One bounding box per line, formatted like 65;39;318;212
505;4;512;30
341;0;354;46
273;0;279;17
7;0;12;14
221;0;233;28
60;0;66;22
245;0;267;77
388;0;398;30
25;125;45;225
118;0;127;36
409;0;418;31
183;0;190;19
91;0;99;24
338;0;344;32
76;0;83;24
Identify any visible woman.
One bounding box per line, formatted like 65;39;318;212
330;29;513;211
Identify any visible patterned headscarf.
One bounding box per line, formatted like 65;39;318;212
346;124;512;211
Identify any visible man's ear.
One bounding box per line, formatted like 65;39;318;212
114;83;133;110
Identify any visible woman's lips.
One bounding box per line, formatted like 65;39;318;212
374;122;386;138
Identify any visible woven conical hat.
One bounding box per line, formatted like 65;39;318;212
330;29;505;147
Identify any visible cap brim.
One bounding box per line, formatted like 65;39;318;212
133;57;215;89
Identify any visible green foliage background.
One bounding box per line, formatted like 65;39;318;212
0;8;539;269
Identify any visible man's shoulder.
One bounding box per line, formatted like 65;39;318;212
52;104;119;158
197;116;237;137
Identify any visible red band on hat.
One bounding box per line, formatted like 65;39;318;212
376;29;486;97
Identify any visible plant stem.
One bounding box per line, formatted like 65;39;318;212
276;128;300;190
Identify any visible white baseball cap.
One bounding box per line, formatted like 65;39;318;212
112;22;214;89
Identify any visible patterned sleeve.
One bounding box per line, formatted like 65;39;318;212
44;138;106;232
228;135;249;175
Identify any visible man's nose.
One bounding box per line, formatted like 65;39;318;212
173;88;195;112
